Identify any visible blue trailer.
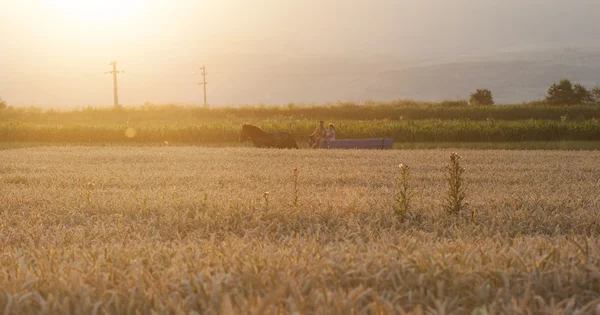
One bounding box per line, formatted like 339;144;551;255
322;138;394;150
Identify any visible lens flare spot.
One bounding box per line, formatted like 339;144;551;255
124;128;137;138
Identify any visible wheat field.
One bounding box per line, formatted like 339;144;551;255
1;147;600;314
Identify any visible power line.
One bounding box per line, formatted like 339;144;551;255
105;61;124;108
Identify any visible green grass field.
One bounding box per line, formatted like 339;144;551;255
2;120;600;144
2;101;600;122
2;103;600;146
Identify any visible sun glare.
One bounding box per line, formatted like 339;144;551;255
47;0;145;22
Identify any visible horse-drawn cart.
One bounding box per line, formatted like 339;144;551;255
321;138;394;150
239;124;394;150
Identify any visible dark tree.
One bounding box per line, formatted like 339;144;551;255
546;79;592;105
469;89;494;106
592;85;600;103
573;83;593;104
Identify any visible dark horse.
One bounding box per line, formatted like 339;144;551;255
239;124;298;149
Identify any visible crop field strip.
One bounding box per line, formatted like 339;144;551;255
2;119;600;144
1;147;600;313
2;103;600;145
3;102;600;123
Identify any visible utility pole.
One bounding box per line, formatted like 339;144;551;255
105;61;124;108
198;66;208;107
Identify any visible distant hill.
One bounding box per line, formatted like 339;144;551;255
207;47;600;105
4;46;600;107
366;61;600;104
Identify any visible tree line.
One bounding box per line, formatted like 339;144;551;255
470;79;600;106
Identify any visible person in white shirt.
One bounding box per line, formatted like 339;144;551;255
325;123;336;141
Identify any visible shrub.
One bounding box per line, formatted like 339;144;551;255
469;89;494;106
440;99;469;107
0;98;7;110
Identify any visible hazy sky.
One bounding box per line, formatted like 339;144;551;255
2;0;600;106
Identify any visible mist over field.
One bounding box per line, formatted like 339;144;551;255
1;0;600;107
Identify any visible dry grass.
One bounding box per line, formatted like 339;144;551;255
1;147;600;314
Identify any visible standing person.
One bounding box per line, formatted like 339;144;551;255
309;120;327;148
325;123;336;141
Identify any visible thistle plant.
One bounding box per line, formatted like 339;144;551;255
263;191;270;209
394;164;411;217
445;152;466;215
292;167;299;207
85;182;95;205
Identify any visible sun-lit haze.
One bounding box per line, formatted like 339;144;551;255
2;0;600;107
